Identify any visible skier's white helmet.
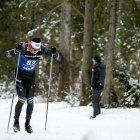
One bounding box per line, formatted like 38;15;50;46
31;38;41;50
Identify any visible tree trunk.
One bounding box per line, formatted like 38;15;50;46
58;2;71;99
112;0;125;106
101;0;117;107
80;0;94;106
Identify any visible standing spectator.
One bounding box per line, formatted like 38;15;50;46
90;56;106;118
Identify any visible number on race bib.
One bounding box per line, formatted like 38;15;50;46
26;60;36;65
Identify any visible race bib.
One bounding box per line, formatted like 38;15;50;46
19;55;38;72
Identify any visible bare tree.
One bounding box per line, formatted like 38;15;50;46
112;0;125;105
58;2;71;99
80;0;94;105
101;0;117;107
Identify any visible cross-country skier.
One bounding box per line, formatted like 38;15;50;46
5;38;58;133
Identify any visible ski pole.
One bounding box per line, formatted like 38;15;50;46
45;54;53;131
7;52;21;133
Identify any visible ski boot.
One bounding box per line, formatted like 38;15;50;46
13;119;20;133
25;122;33;133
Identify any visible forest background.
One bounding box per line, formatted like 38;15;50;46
0;0;140;108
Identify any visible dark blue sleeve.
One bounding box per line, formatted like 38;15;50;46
41;45;59;60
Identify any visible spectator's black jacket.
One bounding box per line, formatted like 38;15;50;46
91;63;106;90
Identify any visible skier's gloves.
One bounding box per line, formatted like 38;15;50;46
51;46;56;54
16;43;22;52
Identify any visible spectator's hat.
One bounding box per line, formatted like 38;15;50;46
93;56;101;63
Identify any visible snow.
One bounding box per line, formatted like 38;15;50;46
0;98;140;140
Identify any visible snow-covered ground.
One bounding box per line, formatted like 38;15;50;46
0;98;140;140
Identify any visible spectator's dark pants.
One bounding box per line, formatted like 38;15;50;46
92;89;102;116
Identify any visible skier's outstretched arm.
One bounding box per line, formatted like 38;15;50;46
5;43;23;58
42;45;59;61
